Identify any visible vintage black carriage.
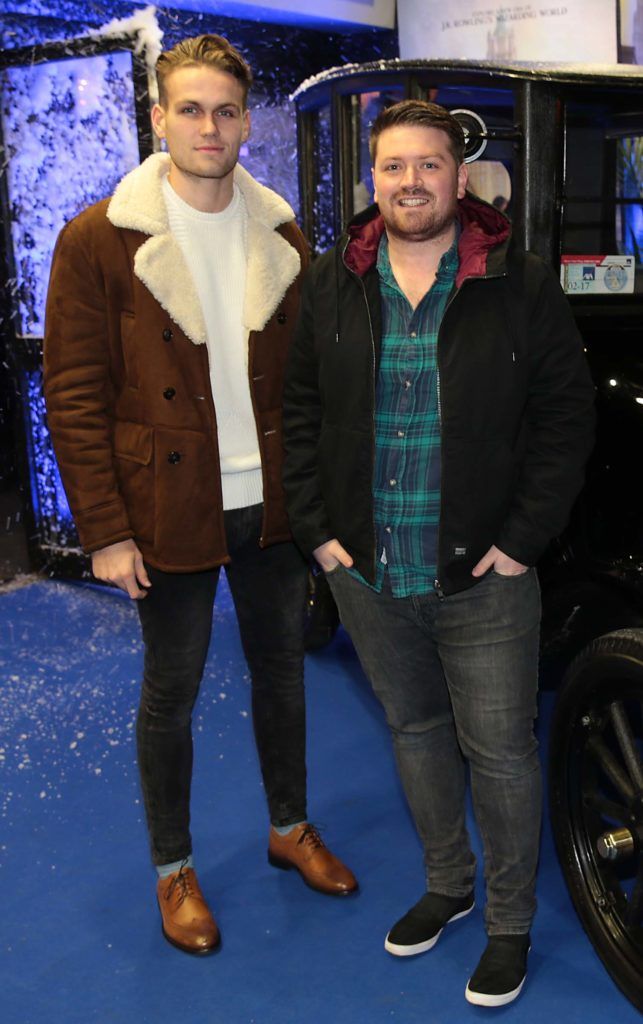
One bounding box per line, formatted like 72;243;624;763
292;59;643;1011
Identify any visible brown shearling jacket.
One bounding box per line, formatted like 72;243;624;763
44;153;309;572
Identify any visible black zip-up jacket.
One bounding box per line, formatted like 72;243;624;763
282;196;596;596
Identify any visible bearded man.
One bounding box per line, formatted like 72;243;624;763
282;100;595;1006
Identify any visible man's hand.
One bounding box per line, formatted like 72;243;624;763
91;539;152;599
313;538;354;574
472;544;529;578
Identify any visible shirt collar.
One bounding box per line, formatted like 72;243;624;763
377;222;460;287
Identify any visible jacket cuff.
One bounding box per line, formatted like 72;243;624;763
494;526;545;568
73;500;134;554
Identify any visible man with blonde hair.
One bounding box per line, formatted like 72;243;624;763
45;33;357;957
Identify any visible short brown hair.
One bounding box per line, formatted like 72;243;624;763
369;100;465;166
156;34;253;108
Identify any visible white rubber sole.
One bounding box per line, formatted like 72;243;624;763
384;902;474;957
465;974;526;1007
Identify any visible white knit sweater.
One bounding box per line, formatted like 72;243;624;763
162;176;263;511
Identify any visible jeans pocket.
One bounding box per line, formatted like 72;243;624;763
491;567;530;579
323;562;343;576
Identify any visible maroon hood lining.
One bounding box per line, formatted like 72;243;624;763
343;194;511;287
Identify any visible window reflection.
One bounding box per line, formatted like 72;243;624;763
466;160;512;215
353;89;404;214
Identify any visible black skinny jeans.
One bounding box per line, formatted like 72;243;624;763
136;503;308;866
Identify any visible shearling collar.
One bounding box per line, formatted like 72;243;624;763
107;152;301;345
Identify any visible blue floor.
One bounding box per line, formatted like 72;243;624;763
0;577;639;1023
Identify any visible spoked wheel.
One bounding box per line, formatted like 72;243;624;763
549;629;643;1010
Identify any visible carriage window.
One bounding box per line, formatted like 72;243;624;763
616;136;643;269
561;99;642;294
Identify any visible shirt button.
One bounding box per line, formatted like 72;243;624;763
410;331;417;338
163;387;176;400
390;479;397;487
162;328;173;342
167;451;181;464
385;526;392;534
404;381;411;389
397;430;405;438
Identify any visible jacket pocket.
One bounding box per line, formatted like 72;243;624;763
153;426;220;563
113;420;153;464
120;311;140;390
442;435;515;548
113;420;154;543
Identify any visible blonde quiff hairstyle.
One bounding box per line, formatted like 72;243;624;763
156;34;253;109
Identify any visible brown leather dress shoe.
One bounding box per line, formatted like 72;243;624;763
156;866;220;955
268;823;358;896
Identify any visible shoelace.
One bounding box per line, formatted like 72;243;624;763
297;824;326;851
165;864;195;905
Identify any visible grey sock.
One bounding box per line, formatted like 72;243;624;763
156;855;193;879
272;820;305;836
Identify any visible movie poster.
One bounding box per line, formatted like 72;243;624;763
620;0;643;62
397;1;619;63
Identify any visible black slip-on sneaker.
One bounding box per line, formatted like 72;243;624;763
384;891;475;957
465;933;531;1007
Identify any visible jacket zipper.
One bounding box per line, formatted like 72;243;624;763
341;238;378;580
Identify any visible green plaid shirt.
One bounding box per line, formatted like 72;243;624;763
356;231;459;597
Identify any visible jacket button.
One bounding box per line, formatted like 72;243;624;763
277;311;287;324
163;387;176;400
167;451;181;464
162;328;173;341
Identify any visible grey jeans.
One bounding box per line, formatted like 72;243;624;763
327;566;542;935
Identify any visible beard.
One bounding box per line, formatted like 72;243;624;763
380;190;459;243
